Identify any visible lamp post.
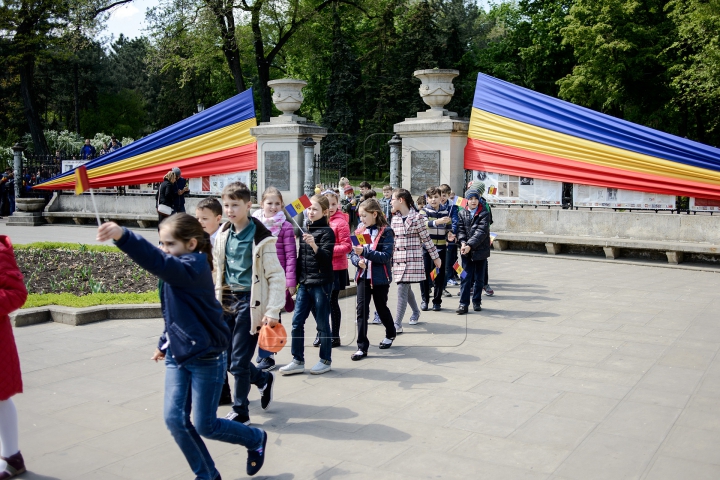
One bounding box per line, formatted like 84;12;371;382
12;143;23;201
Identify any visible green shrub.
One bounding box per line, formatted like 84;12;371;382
23;292;159;309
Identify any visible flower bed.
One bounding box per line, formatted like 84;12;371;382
15;243;157;302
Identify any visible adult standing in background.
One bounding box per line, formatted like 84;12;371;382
172;167;189;213
157;170;177;226
80;139;96;160
109;137;122;152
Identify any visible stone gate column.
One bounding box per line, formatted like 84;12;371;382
393;69;469;196
250;79;326;202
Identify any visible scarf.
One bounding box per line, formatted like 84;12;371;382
252;209;286;237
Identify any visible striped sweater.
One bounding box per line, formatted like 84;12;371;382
420;204;451;248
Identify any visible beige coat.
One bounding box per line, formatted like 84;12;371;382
213;219;286;334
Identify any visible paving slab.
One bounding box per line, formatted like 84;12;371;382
9;250;720;479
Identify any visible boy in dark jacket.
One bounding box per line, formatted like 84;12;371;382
455;185;491;314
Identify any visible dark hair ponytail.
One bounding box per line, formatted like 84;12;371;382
159;213;214;270
393;188;417;212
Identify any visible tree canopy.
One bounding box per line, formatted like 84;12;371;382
1;0;718;164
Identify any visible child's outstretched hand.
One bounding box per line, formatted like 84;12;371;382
151;348;166;362
352;245;364;255
97;222;124;242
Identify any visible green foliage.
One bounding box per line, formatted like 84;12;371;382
13;242;119;252
22;291;159;309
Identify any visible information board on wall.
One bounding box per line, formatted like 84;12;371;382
189;171;251;196
573;184;675;209
471;171;562;205
690;197;720;212
61;160;117;194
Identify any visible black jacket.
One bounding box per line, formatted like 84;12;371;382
115;229;230;367
457;207;491;261
158;180;177;209
297;216;335;285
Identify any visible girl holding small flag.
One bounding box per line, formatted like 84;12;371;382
390;189;440;332
279;195;336;375
455;185;491;314
349;199;396;360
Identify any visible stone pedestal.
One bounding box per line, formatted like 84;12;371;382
394;69;469;196
251;79;326;201
7;198;46;226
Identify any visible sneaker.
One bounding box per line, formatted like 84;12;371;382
409;312;420;325
310;360;331;375
351;350;367;361
484;285;494;296
331;338;341;348
443;289;453;297
378;337;394;349
259;372;274;410
225;411;250;425
279;359;305;376
420;301;428;311
256;356;276;372
473;303;482;312
456;304;468;315
432;304;442;312
313;334;320;347
246;430;267;476
395;326;403;334
372;312;382;324
446;278;457;286
0;451;25;479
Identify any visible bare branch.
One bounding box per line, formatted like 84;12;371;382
93;0;134;17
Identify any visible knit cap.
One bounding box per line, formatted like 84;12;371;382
343;184;354;194
469;181;485;196
465;188;480;200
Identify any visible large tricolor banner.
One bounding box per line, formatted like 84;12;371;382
464;74;720;201
35;89;257;190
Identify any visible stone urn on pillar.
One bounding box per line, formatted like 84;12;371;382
414;69;459;118
267;79;308;124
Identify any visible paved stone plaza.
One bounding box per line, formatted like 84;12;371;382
4;221;720;479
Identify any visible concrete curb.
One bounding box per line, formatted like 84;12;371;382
11;285;359;328
11;304;163;327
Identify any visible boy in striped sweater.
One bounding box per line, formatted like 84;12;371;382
419;186;452;311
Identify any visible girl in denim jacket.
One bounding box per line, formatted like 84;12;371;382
97;214;268;479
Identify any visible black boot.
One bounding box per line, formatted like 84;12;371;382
456;304;468;315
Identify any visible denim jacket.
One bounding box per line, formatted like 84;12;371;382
114;229;230;367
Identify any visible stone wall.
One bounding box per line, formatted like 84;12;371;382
491;208;720;245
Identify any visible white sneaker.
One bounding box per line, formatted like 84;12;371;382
409;317;419;325
310;360;331;375
372;312;382;324
279;360;305;376
395;326;403;334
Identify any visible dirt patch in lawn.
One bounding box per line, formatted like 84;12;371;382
16;249;157;295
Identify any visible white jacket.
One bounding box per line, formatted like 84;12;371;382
212;218;286;334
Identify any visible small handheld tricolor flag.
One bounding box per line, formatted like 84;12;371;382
490;232;497;244
74;165;101;226
429;267;440;281
285;194;312;218
453;261;467;279
454;197;468;210
350;233;372;247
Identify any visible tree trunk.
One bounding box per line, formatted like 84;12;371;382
209;0;246;93
18;58;49;155
73;62;80;134
251;7;272;121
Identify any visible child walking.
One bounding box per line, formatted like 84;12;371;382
0;236;29;480
455;185;491;314
313;190;351;348
213;182;286;426
390;189;440;333
97;215;268;478
349;199;396;360
419;186;452;311
279;195;336;375
252;187;297;371
196;197;225;247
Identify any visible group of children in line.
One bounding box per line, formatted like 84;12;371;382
89;178;493;480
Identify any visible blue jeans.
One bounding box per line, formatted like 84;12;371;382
164;350;264;480
459;257;487;307
223;292;269;416
291;283;333;363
